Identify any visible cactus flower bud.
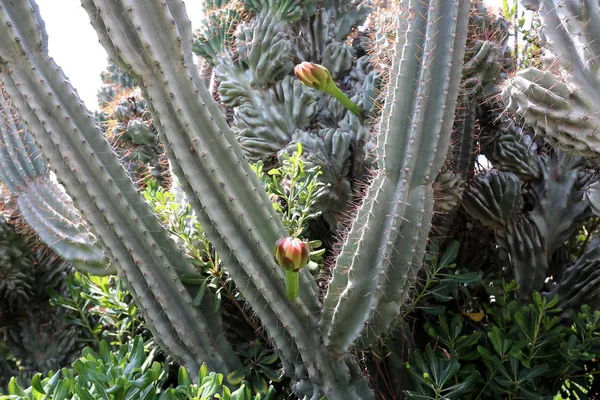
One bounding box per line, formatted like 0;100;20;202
273;237;310;272
294;62;366;122
294;62;332;91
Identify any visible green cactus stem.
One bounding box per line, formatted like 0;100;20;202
0;90;110;274
320;0;470;352
502;0;600;158
78;1;370;397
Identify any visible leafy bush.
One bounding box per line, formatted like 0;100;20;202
1;337;274;400
401;243;600;399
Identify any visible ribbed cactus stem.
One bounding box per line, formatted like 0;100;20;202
0;90;109;273
320;0;470;352
0;0;240;375
78;1;370;397
502;0;600;157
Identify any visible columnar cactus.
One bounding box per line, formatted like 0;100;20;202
320;0;469;351
0;0;240;378
0;0;469;398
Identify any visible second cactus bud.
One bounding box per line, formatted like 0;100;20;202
274;237;310;299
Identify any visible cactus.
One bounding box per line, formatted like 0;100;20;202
0;90;109;274
0;216;34;313
0;0;470;398
320;0;469;351
0;0;241;379
501;0;600;158
205;1;375;230
464;106;593;298
0;221;84;389
94;62;170;188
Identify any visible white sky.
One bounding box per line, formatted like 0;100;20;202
36;0;503;111
36;0;205;110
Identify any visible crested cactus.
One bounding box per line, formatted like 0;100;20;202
95;61;170;188
0;216;34;313
464;107;594;298
0;220;84;389
0;0;469;398
202;0;375;230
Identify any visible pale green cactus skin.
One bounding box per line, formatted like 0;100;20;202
502;0;600;157
0;90;109;274
0;0;240;377
320;0;470;352
0;0;470;398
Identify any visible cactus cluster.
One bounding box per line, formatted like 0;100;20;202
194;0;376;230
0;218;83;389
95;61;170;188
2;0;600;398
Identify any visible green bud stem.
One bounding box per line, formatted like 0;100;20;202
325;84;365;123
285;270;299;300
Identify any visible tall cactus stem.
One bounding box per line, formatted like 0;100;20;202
320;0;470;353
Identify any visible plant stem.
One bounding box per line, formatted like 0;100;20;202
326;84;365;122
285;270;299;300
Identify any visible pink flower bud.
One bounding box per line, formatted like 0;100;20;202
294;62;332;91
273;237;310;272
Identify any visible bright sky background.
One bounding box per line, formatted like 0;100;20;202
36;0;503;111
36;0;205;110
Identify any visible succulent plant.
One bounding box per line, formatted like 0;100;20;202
0;0;470;397
501;0;600;158
95;62;170;188
0;89;108;274
0;216;34;314
16;0;600;398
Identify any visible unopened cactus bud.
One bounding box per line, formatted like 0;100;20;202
274;237;310;300
274;237;310;272
294;62;332;91
294;62;365;122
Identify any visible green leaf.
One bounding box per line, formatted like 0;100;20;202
31;373;46;394
439;241;460;267
227;368;248;385
417;305;446;315
518;364;548;381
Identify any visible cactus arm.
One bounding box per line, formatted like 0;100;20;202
0;91;109;273
502;0;600;157
0;0;241;374
320;0;470;352
534;0;600;98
